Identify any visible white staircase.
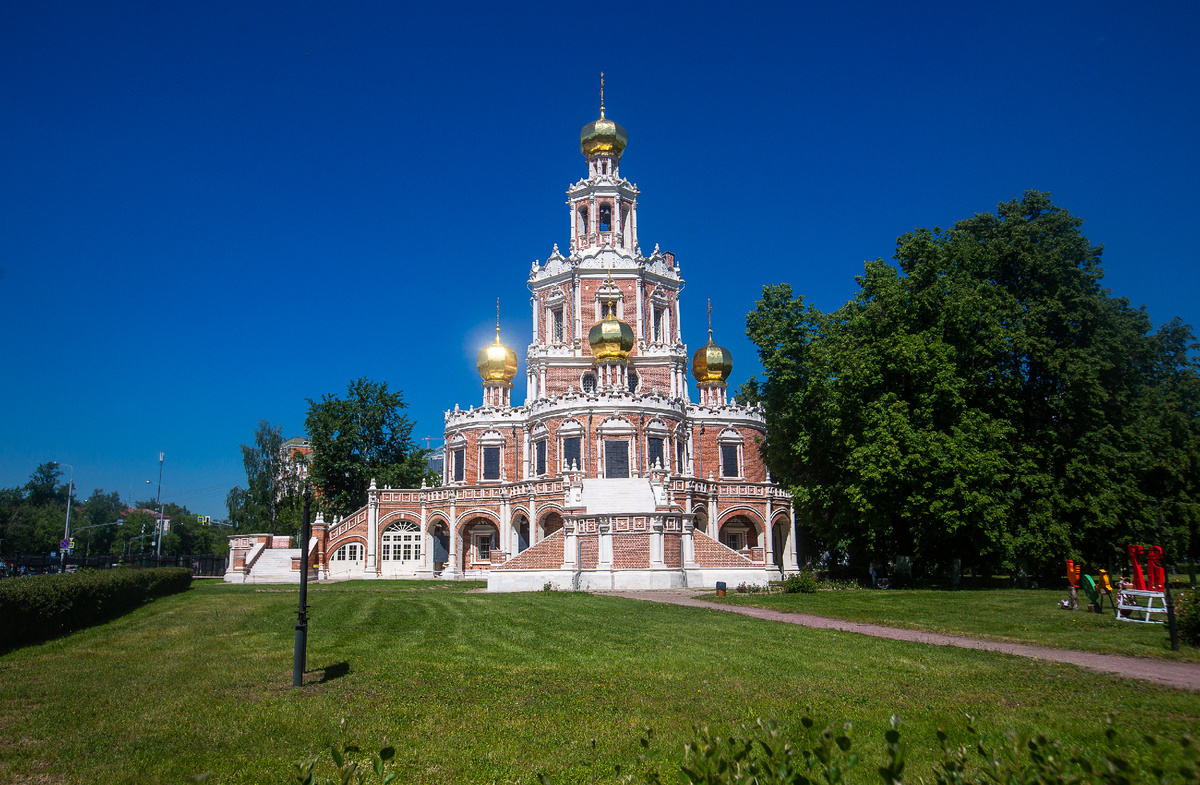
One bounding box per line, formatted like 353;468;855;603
245;548;299;584
579;479;656;514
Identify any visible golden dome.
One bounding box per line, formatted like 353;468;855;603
477;327;518;386
692;330;733;385
580;110;628;159
588;300;635;361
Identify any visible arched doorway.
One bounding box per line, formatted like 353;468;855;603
463;518;498;571
379;520;422;576
328;540;365;579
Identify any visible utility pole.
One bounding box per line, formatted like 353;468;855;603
154;452;165;557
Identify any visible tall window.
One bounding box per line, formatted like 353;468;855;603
453;448;465;482
599;203;612;232
582;373;596;393
482;447;501;480
563;437;581;471
577;206;588;236
676;438;688;476
552;307;564;342
721;444;740;478
647;437;665;470
628;371;638;392
535;440;547;475
335;543;360;561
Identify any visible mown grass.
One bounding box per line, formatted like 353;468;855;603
0;580;1197;784
712;586;1200;662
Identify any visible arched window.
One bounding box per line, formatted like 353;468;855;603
334;543;362;561
599;203;612;233
628;371;639;393
582;372;596;393
577;206;589;236
381;521;421;564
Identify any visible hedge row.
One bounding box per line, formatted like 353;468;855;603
0;567;192;653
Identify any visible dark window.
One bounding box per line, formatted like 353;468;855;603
628;371;638;392
453;448;465;482
552;308;564;342
647;437;665;470
582;373;596;393
535;441;547;475
599;203;612;232
677;439;687;475
605;440;629;478
482;447;501;480
721;444;739;478
578;207;588;235
563;437;581;470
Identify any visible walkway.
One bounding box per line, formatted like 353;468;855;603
605;589;1200;691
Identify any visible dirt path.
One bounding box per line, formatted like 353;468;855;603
604;589;1200;691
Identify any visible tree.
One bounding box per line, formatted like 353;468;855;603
746;191;1200;576
225;420;305;536
305;377;427;517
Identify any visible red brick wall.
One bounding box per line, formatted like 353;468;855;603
692;530;755;568
664;534;681;568
612;533;650;568
496;530;564;570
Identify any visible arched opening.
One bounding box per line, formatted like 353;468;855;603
577;206;589;236
380;520;422;575
328;540;365;579
720;516;758;553
541;511;564;539
772;517;790;571
582;372;596;393
692;509;708;535
599;203;612;233
513;515;530;553
429;520;450;573
464;518;498;571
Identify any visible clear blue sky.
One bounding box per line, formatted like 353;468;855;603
3;1;1197;520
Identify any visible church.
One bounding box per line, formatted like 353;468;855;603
226;95;798;591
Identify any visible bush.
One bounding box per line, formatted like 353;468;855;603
0;567;192;653
783;572;818;594
1178;588;1200;647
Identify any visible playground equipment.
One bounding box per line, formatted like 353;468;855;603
1068;546;1169;623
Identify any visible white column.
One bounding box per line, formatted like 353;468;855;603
765;497;775;570
446;496;461;578
420;497;429;572
365;480;380;579
786;506;799;571
635;280;644;343
649;516;665;568
574;275;583;347
532;294;539;344
562;520;578;570
597;518;612;570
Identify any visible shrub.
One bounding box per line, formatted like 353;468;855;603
0;567;192;653
1178;588;1200;647
783;572;817;593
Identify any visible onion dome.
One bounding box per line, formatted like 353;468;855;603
477;325;518;386
588;276;635;361
692;329;733;384
580;110;628;159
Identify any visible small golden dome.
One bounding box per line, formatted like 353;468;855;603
477;327;518;386
588;300;635;361
580;110;628;159
692;331;733;385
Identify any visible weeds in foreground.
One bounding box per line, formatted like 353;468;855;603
272;713;1199;784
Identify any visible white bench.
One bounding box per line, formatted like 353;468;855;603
1116;589;1168;623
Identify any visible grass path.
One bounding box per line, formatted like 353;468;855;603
1;581;1198;784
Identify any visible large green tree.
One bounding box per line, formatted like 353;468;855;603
305;377;430;517
745;191;1200;575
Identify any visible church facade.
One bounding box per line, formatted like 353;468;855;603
228;100;798;591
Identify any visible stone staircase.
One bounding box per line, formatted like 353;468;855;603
579;478;656;514
245;548;299;584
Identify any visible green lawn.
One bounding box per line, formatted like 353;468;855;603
712;586;1200;662
0;580;1197;784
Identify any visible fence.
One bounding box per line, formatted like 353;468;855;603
1;553;227;578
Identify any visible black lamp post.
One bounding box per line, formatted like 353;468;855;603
293;492;312;688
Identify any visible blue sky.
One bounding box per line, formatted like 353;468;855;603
3;1;1197;519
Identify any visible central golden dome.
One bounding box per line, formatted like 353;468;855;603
692;330;733;385
588;300;635;361
580;110;628;159
477;327;518;386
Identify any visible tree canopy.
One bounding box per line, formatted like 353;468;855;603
224;420;305;536
744;191;1200;576
305;377;431;517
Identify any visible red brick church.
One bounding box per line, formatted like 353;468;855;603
226;96;797;591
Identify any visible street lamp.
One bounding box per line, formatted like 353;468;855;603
54;462;75;543
144;453;165;558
